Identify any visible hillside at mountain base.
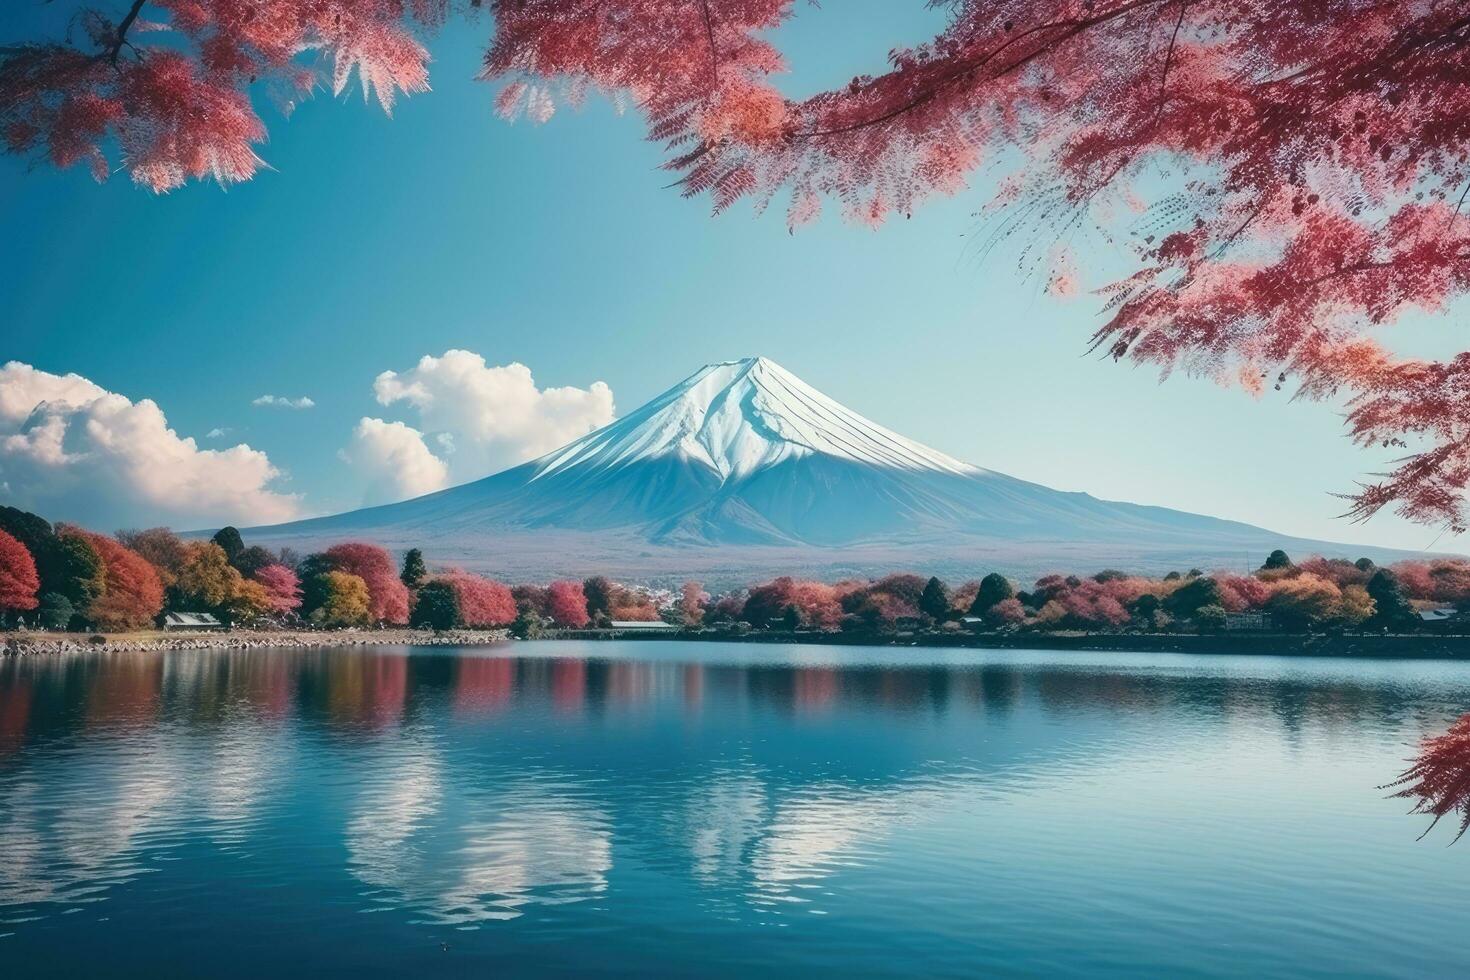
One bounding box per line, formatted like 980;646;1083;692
243;358;1424;585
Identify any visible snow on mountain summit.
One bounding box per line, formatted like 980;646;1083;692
530;356;981;483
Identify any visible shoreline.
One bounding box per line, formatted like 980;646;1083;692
5;626;1470;659
2;628;509;657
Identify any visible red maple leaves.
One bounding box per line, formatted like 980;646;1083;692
6;1;1470;529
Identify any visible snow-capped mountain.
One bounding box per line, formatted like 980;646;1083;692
244;357;1414;582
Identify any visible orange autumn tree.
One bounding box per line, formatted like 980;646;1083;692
7;2;1470;527
68;529;164;630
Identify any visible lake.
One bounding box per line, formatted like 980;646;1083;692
2;641;1469;977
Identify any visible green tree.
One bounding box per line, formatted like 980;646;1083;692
1262;549;1293;571
511;604;543;640
1195;604;1227;633
1165;576;1221;617
1354;557;1377;573
1366;569;1415;628
583;576;614;621
970;573;1014;616
55;533;106;609
231;545;275;577
919;576;950;621
410;579;459;630
296;553;337;617
400;548;428;591
37;592;74;630
1129;593;1161;621
211;526;245;565
0;506;63;596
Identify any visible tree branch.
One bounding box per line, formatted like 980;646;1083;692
108;0;147;65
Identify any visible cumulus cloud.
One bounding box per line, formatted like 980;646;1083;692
252;394;316;409
0;361;301;529
341;418;451;506
371;350;615;482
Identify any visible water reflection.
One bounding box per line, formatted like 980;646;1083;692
1;643;1469;948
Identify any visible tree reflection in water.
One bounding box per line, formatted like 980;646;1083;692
1390;713;1470;842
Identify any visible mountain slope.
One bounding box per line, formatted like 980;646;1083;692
244;357;1420;582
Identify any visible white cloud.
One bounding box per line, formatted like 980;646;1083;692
252;394;316;409
342;417;451;506
206;427;231;439
0;361;301;528
371;350;615;482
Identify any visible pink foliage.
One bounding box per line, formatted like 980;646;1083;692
547;579;589;628
1217;574;1272;613
253;563;302;615
986;597;1024;625
437;569;516;627
325;542;410;624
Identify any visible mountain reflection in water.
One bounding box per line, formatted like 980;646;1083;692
3;642;1470;978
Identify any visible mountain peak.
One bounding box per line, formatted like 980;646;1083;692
530;356;980;483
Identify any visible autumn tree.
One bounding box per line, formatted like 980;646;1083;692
1389;713;1470;842
313;570;372;627
116;527;188;587
175;541;239;609
0;529;41;618
679;580;707;627
547;580;589;629
0;506;63;597
253;563;303;616
323;542;410;624
73;530;165;630
435;569;516;627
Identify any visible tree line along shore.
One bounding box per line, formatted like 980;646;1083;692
1;504;1464;647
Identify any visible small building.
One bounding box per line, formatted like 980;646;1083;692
162;611;226;631
1418;608;1459;623
607;619;679;631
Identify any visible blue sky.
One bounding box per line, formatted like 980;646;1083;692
0;1;1456;551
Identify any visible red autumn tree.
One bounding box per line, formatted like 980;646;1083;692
436;569;516;628
546;579;589;628
8;2;1470;527
0;529;41;614
73;530;165;630
1390;713;1470;842
253;563;303;616
324;542;410;624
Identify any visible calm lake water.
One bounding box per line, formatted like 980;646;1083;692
2;641;1470;978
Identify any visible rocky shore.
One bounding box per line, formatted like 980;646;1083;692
2;628;510;656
